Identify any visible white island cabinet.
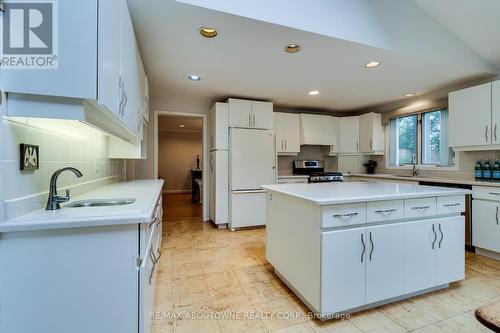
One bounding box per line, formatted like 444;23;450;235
263;182;468;318
0;180;163;333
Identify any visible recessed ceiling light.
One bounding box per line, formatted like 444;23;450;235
404;92;416;97
188;75;201;81
308;90;319;95
179;125;185;128
285;44;301;54
199;27;217;38
365;61;380;68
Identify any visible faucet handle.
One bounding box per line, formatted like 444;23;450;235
65;189;70;199
55;189;71;203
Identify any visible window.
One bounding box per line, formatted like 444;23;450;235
389;109;453;167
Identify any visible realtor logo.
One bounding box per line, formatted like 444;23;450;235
0;0;58;69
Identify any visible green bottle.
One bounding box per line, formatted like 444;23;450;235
493;160;500;181
475;160;483;180
483;159;492;180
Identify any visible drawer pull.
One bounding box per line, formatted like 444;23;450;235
489;192;500;196
411;205;431;210
333;212;359;218
496;206;499;225
374;208;397;214
443;203;460;207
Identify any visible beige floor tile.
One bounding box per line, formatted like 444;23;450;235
216;304;267;333
307;318;363;333
209;287;253;313
412;311;492;333
379;300;440;331
242;280;290;304
205;270;241;292
253;298;307;331
171;262;203;279
270;323;315;333
172;290;214;316
348;308;407;333
172;318;221;333
172;274;207;296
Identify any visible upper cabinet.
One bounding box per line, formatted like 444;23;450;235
274;112;300;155
338;116;360;154
209;102;229;150
228;98;273;129
359;112;384;155
449;82;494;150
1;0;148;148
300;114;338;147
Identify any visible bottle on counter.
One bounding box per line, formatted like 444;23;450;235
483;159;492;181
475;160;483;180
493;160;500;181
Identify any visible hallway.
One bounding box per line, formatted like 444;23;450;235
152;194;500;333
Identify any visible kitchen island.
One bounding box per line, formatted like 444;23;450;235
262;181;470;319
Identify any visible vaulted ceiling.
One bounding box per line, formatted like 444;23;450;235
127;0;499;113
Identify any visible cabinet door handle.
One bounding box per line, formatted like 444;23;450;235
496;206;499;225
438;223;444;249
369;232;374;261
248;114;251;127
485;125;489;142
489;192;500;196
356;141;359;151
253;114;256;127
361;233;366;263
495;124;498;142
332;212;358;218
411;205;431;210
285;140;287;150
370;139;373;150
431;224;437;250
374;208;397;214
443;203;460;207
281;140;284;150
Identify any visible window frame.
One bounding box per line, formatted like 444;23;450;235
386;109;458;171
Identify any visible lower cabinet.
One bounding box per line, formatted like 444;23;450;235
472;199;500;253
321;216;464;314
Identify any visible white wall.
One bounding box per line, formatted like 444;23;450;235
0;94;123;220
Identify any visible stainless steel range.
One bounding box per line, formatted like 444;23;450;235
293;160;343;183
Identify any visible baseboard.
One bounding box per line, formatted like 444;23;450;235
476;248;500;261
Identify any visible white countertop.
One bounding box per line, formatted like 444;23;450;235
277;175;309;179
0;180;164;233
347;173;500;187
262;182;470;205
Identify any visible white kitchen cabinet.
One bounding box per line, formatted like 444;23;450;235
276;176;309;184
359;112;384;154
209;151;229;225
473;199;500;253
228;98;273;129
322;228;366;314
403;219;436;293
108;121;148;159
300;114;338;146
435;218;465;285
338;116;360;153
492;80;500;145
274;112;301;154
365;224;404;304
3;0;147;148
209;102;229;150
449;82;492;148
230;191;267;229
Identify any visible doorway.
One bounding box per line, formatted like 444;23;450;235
154;112;207;220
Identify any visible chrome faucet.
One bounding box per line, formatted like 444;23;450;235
411;154;419;177
46;167;83;210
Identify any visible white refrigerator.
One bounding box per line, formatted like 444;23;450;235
229;128;276;230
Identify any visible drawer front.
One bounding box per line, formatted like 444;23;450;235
404;197;437;218
437;195;465;215
322;203;366;228
472;186;500;201
277;177;308;184
367;200;404;223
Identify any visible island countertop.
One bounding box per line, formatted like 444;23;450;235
0;180;164;232
262;181;470;205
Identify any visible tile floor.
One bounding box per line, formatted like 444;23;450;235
152;194;500;332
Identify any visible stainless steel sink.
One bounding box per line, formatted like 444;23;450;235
66;198;136;208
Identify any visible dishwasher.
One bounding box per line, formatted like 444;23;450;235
419;181;473;251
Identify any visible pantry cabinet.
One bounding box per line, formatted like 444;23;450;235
449;82;497;149
228;99;273;129
209;102;229;150
338;116;360;153
2;0;148;150
300;114;338;146
274;112;301;154
359;112;384;154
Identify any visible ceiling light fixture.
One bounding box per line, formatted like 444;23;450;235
308;90;319;96
199;27;218;38
188;75;201;81
365;61;380;68
285;44;301;54
404;92;416;97
179;125;185;128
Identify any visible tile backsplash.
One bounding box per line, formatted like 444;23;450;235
0;115;124;220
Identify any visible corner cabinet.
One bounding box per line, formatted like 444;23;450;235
449;81;500;150
228;98;273;129
274;112;301;154
1;0;149;157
